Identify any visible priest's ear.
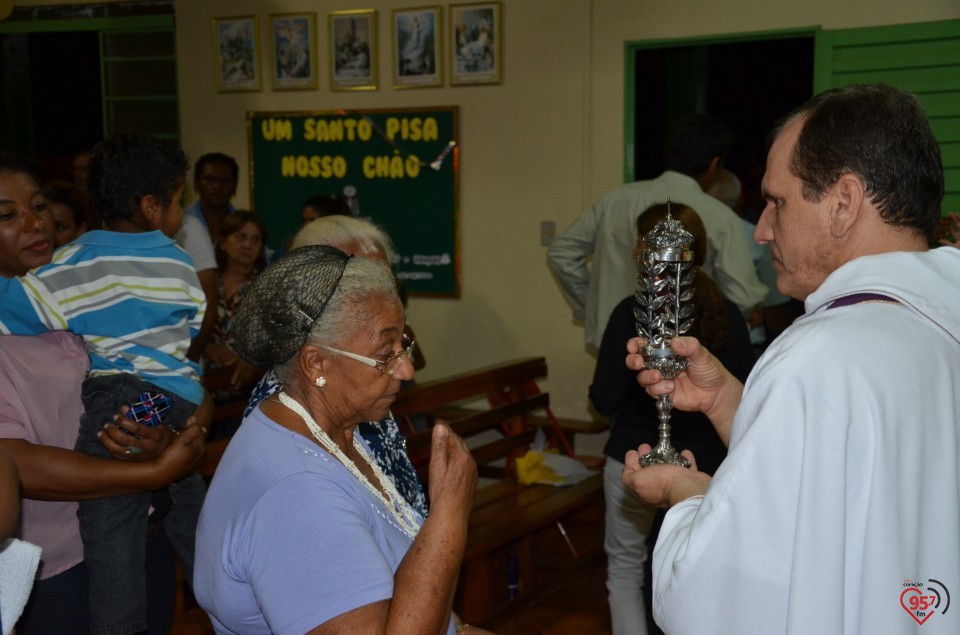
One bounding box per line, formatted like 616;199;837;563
829;172;867;238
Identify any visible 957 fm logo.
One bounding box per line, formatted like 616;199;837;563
900;579;951;625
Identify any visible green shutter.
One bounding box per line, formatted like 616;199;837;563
816;19;960;214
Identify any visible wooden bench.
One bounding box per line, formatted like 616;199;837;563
391;357;605;625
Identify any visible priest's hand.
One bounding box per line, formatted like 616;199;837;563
626;335;743;445
622;444;711;508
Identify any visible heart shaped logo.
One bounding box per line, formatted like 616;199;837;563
900;588;935;625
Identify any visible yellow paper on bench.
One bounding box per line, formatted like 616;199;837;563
516;449;566;485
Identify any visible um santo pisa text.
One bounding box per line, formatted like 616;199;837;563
261;115;440;181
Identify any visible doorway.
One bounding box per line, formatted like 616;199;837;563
629;34;814;221
0;3;178;184
0;30;104;181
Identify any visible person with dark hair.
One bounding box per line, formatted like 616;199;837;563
0;151;206;634
593;203;755;635
70;147;92;192
548;113;766;353
185;151;240;241
301;192;351;225
204;210;267;406
41;180;100;246
0;132;211;635
623;84;959;634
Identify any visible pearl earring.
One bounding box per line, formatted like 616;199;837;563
315;376;327;388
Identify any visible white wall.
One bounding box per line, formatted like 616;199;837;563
171;0;960;424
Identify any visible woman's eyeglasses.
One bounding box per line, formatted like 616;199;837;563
322;336;416;375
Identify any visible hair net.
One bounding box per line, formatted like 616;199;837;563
233;245;350;368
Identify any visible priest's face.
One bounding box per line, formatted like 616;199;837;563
755;117;836;301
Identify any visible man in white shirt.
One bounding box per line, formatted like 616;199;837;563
548;114;766;352
624;83;960;635
175;213;218;361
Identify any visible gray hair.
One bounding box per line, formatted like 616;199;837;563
707;168;742;211
292;215;396;263
273;255;400;384
234;245;352;369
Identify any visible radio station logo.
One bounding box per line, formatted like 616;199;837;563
901;579;951;625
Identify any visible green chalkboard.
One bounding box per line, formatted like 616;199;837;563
246;106;459;296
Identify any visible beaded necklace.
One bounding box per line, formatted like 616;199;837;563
278;391;421;538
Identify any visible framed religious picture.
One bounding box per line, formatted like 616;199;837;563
212;15;261;92
449;2;501;85
392;6;442;89
269;12;318;90
329;9;378;91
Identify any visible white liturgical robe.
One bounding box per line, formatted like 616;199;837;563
652;247;960;634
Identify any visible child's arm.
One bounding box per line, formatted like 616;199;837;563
0;271;65;336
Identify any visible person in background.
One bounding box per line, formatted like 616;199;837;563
70;148;92;192
593;203;754;635
184;152;238;242
0;151;206;635
177;211;219;362
204;211;267;410
195;245;490;634
182;151;274;267
623;83;960;634
548;113;766;353
271;193;352;263
0;133;210;635
938;211;960;248
41;180;99;247
707;168;798;349
301;193;351;225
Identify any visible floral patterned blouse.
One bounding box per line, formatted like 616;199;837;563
205;276;255;402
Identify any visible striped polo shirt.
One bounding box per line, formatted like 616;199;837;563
0;229;205;404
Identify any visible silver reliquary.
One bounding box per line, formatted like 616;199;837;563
633;202;695;468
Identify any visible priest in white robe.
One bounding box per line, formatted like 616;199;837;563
622;83;960;635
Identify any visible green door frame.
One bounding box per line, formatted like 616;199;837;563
0;14;172;34
0;14;177;155
622;27;820;184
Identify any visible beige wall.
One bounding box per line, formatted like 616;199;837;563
173;0;960;423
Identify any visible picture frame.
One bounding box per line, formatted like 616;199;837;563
269;12;318;90
392;6;442;89
213;16;261;92
329;9;378;91
449;2;501;85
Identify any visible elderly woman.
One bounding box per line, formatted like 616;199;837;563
195;245;484;634
244;215;427;517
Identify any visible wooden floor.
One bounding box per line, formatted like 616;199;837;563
485;508;611;635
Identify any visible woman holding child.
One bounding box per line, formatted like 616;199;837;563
0;152;207;634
